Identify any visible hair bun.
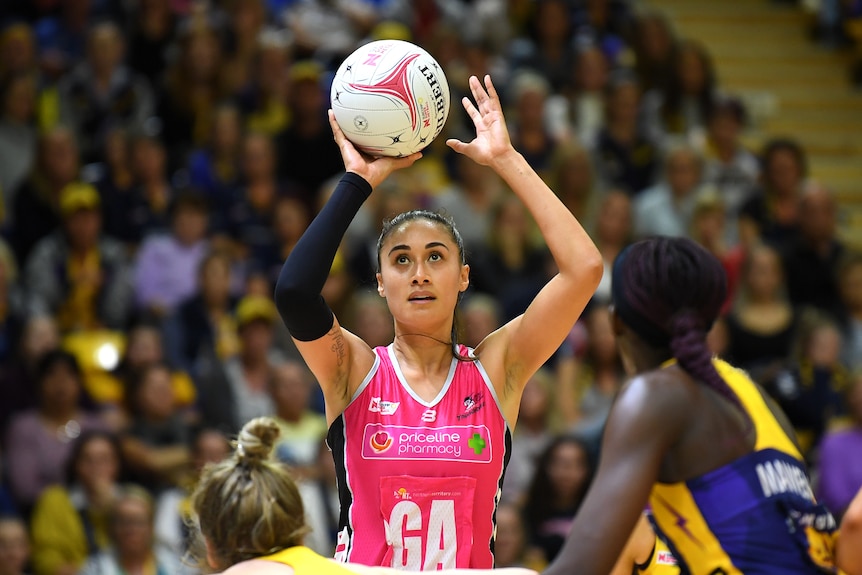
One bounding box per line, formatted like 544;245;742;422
236;417;281;464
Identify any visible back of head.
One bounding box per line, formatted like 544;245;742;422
190;417;309;572
612;237;735;403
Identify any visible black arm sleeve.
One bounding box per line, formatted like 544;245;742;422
274;172;372;341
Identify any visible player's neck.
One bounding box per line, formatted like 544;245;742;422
391;334;453;378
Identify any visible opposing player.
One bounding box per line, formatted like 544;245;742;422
188;417;538;575
543;237;840;574
274;74;602;570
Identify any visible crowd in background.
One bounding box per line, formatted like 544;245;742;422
0;0;860;574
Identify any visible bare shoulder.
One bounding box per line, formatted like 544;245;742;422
617;367;695;415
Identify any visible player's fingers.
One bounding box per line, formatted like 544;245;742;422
328;110;347;144
469;75;490;114
445;138;467;154
484;75;500;107
390;152;423;169
461;96;481;124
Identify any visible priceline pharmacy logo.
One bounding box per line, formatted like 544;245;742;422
362;423;492;463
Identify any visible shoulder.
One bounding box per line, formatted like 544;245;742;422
221;559;294;575
610;368;694;435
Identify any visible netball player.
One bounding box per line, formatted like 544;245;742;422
189;417;537;575
274;74;602;570
543;237;840;574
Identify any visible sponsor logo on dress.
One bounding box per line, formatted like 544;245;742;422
361;423;493;463
656;551;677;565
457;392;484;420
368;396;401;415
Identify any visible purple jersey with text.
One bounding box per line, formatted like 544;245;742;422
326;344;511;570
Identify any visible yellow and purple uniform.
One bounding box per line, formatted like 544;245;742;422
260;546;354;575
649;359;841;574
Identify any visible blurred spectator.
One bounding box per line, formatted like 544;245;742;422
556;304;625;441
78;485;183;575
186;103;243;226
630;9;676;95
689;190;745;313
346;289;395;349
23;182;132;333
632;144;704;239
702;96;759;244
817;371;862;519
274;61;344;212
92;128;135;230
4;350;107;510
593;72;659;195
218;0;267;98
126;0;177;89
524;435;595;566
724;243;798;388
255;196;311;287
460;293;501;350
0;314;60;434
509;0;576;93
120;363;192;492
503;369;554;507
559;44;610;148
133;193;210;319
492;503;535;569
162;250;238;374
429;153;503;253
269;359;327;471
0;515;30;575
837;252;862;371
469;194;548;304
781;184;847;319
285;0;378;65
547;143;601;225
56;21;154;164
11;126;80;265
153;427;229;559
0;23;38;83
506;69;559;178
155;24;226;169
0;71;38;218
103;322;196;419
32;0;93;81
30;431;123;575
194;295;283;432
590;190;632;305
0;241;23;364
570;0;632;61
645;38;717;146
241;30;292;136
739;137;808;248
770;310;848;457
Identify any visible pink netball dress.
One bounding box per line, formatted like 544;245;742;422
327;344;511;570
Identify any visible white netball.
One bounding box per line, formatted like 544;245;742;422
330;39;451;157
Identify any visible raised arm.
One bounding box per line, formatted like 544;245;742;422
543;374;686;575
274;113;419;422
447;75;602;415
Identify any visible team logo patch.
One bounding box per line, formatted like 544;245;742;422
370;431;393;453
368;396;401;415
457;392;484;420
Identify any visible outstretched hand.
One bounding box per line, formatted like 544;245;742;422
446;75;515;167
329;110;422;189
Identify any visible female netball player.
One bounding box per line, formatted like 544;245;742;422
274;74;602;570
543;237;840;575
189;416;537;575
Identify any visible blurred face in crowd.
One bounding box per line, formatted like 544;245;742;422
607;81;640;126
515;87;546;131
839;260;862;311
494;196;530;243
241;133;275;182
708;108;742;152
113;495;155;558
212;105;241;155
42;129;79;184
765;148;803;196
556;148;593;200
40;361;81;415
193;430;230;472
126;326;163;367
3;73;35;122
587;306;618;366
132;138;166;184
492;505;526;568
536;0;570;44
595;191;632;246
519;374;549;423
0;518;30;575
239;319;274;361
692;206;726;247
352;294;395;349
199;256;231;306
65;208;102;251
274;197;310;245
135;365;175;421
88;23;124;78
290;78;323;117
798;186;836;244
103;129;131;172
75;435;120;490
576;47;608;93
744;245;783;302
269;361;312;421
547;440;591;499
677;44;709;95
806;324;842;367
21;316;60;363
184;30;220;82
666;149;702;198
462;299;499;349
173;203;209;246
639;15;674;62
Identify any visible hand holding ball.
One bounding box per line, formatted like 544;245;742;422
330;40;450;157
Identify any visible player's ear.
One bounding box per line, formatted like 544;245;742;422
459;264;470;293
376;272;385;297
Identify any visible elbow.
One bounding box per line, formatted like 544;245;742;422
580;250;604;290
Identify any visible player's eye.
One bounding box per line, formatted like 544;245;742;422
396;254;410;264
429;252;442;262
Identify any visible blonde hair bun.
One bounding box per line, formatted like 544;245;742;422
236;417;281;464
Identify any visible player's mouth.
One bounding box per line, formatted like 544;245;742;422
408;291;436;302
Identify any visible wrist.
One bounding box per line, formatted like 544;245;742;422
489;148;524;174
342;171;373;197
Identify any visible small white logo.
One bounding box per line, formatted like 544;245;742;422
421;409;437;423
368;397;401;415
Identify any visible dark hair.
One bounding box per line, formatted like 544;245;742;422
64;429;125;486
611;237;739;408
376;210;471;361
760;137;808;182
124;362;173;418
661;39;717;132
523;435;594;535
36;349;83;388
